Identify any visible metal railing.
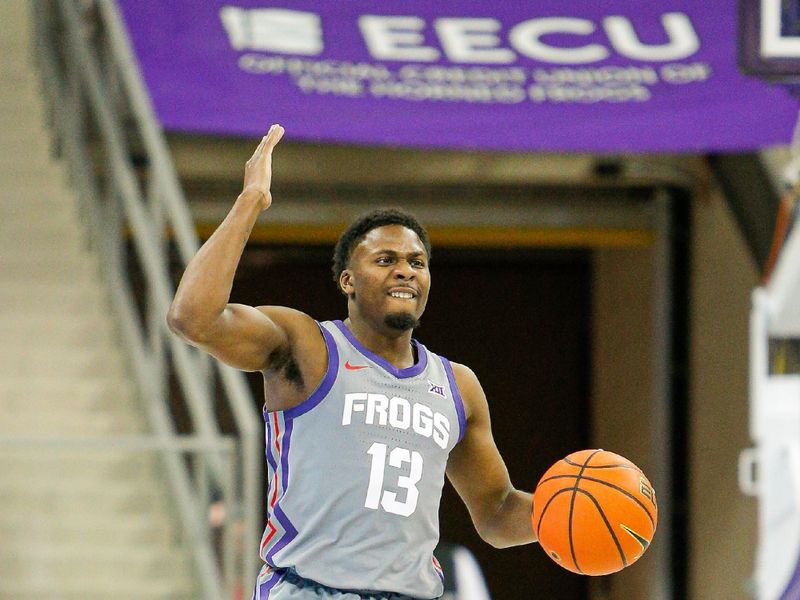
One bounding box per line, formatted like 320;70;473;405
30;1;263;597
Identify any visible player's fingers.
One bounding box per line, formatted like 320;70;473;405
265;124;284;149
256;133;271;155
246;135;269;165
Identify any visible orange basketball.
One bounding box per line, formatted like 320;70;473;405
531;449;657;576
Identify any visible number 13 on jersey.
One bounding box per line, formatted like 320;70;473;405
364;442;423;517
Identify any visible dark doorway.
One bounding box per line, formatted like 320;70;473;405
231;244;592;600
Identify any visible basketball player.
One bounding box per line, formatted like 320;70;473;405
167;124;537;599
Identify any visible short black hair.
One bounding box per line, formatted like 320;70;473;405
332;208;432;292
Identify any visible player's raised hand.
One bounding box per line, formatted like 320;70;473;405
242;124;284;210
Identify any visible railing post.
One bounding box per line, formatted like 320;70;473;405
223;447;238;594
35;2;264;595
147;174;168;406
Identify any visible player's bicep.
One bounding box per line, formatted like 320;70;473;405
182;303;289;372
446;365;513;531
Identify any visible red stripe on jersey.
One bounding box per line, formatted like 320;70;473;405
263;413;283;553
432;556;443;573
261;521;277;549
270;413;281;507
273;412;282;454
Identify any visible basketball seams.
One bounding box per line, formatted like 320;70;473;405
535;487;574;540
534;449;657;576
537;474;656;528
575;489;628;570
563;457;642;472
567;449;603;575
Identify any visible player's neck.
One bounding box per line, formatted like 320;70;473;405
343;316;416;369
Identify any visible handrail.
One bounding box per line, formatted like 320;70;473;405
32;1;263;596
0;435;236;451
95;1;201;266
97;2;263;576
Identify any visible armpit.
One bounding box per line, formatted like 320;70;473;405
266;345;304;389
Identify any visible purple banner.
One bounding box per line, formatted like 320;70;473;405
119;1;799;152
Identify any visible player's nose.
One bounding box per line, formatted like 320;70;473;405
393;260;415;279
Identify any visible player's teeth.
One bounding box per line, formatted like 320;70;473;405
390;292;413;298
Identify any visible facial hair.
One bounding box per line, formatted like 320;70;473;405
384;312;419;331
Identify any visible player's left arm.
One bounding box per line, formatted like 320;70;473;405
446;362;537;548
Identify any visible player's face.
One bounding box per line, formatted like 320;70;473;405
342;225;430;330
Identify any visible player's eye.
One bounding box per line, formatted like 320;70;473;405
411;259;425;268
376;256;393;264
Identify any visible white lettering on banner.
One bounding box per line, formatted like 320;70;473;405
369;80;525;103
510;18;609;64
221;8;702;65
358;13;700;64
224;7;712;108
359;16;440;62
238;55;391;80
532;66;658;85
343;393;451;449
604;13;699;61
659;62;712;84
296;75;363;96
219;7;323;55
398;65;527;84
434;19;516;64
236;53;713;106
528;84;651;103
508;13;698;64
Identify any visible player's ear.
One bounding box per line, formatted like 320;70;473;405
339;269;354;297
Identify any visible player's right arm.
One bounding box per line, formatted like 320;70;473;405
167;124;304;372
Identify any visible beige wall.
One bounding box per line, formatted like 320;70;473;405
689;188;758;600
591;246;661;600
591;185;758;600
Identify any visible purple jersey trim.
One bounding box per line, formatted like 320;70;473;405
279;417;293;489
264;424;278;477
440;357;467;444
266;503;299;564
263;417;299;565
267;417;298;562
254;568;281;600
281;323;339;419
332;320;428;379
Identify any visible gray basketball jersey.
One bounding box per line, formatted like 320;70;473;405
258;320;467;599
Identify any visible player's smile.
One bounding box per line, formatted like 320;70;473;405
387;286;418;300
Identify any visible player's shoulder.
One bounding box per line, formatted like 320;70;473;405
447;360;476;381
446;361;487;422
255;305;311;321
255;306;321;344
447;361;484;398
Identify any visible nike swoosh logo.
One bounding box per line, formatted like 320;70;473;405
344;361;369;371
620;524;650;551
